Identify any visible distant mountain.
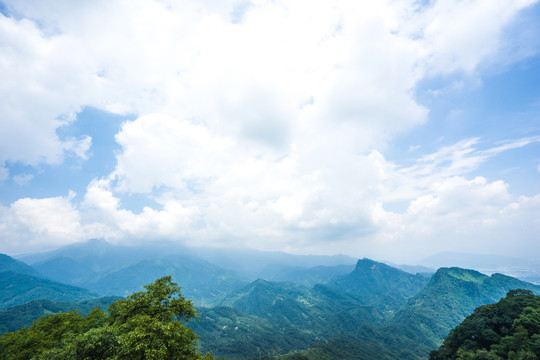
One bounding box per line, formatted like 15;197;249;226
0;271;98;310
328;258;429;314
85;255;248;306
25;239;165;286
418;251;540;284
384;262;435;277
0;254;39;276
0;296;122;334
419;251;535;269
18;239;357;282
256;264;355;287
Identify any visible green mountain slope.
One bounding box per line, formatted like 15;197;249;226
279;267;540;360
0;271;98;310
328;258;429;314
0;296;122;334
190;306;317;359
392;267;540;346
0;254;39;276
86;256;248;306
220;278;382;330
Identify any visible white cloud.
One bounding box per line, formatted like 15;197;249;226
0;192;86;253
0;0;539;258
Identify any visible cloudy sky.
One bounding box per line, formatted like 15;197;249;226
1;0;539;263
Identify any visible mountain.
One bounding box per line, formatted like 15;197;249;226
190;306;317;359
18;239;357;282
391;267;540;346
0;296;122;334
256;264;355;288
24;239;164;286
328;258;430;314
419;251;540;284
0;271;98;310
0;254;39;276
279;267;540;360
85;255;248;306
193;278;383;359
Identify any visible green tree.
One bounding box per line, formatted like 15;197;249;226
0;276;214;360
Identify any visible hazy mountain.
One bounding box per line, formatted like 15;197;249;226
18;239;357;282
384;262;435;277
328;258;429;314
85;255;248;306
0;254;39;276
24;239;167;286
256;264;356;287
0;296;122;334
418;251;540;284
0;271;98;310
419;251;535;269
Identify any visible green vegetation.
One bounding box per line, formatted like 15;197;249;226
0;276;214;360
430;289;540;359
263;267;540;360
0;271;98;310
3;250;540;360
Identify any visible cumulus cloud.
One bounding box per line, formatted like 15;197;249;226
0;0;539;259
0;192;86;254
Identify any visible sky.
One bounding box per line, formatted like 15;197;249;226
0;0;539;263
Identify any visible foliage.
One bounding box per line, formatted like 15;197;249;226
429;289;540;360
0;276;214;360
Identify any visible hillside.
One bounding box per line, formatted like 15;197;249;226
328;258;429;314
0;296;122;334
0;271;98;310
391;267;540;346
85;256;248;306
277;267;540;360
0;254;39;277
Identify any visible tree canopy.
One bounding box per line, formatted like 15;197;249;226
429;289;540;360
0;276;214;360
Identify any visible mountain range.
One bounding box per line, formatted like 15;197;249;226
1;239;540;359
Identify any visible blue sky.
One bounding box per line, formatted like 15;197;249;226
0;0;539;263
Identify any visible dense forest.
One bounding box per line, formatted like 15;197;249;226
430;289;540;359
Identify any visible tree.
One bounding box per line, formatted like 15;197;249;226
0;276;214;360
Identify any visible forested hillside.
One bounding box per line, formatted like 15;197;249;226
430;289;540;359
